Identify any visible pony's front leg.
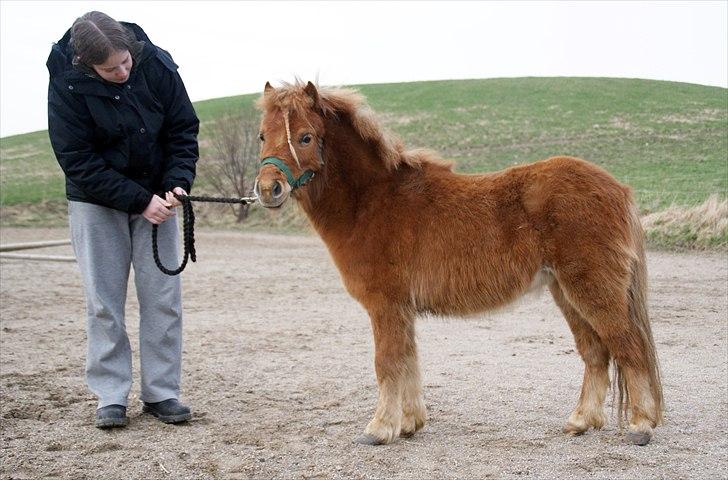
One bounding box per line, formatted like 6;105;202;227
400;320;427;438
357;305;417;445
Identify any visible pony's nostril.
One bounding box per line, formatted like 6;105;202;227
273;181;283;198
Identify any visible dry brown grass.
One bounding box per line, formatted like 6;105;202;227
0;200;69;228
642;194;728;250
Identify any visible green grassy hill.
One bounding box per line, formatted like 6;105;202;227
1;77;726;246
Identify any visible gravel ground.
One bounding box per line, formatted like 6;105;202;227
0;227;726;479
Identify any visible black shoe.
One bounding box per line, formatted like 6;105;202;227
95;404;128;428
142;398;191;424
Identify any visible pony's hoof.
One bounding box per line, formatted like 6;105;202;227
354;434;385;446
627;430;652;446
563;422;588;435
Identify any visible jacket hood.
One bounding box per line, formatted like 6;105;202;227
47;22;156;80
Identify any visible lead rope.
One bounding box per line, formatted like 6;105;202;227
152;193;257;276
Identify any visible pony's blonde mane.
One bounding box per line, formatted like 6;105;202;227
257;81;452;172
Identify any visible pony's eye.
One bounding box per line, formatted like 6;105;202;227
300;133;312;145
258;133;265;142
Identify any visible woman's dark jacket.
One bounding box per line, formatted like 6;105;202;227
47;23;199;214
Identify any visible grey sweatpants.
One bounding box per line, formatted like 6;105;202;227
69;201;183;408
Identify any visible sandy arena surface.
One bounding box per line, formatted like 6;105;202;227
0;227;726;479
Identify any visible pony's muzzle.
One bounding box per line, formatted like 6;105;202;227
253;178;290;208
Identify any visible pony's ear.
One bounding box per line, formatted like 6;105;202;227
304;81;320;108
264;82;274;94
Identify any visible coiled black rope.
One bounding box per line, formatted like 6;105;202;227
152;194;255;276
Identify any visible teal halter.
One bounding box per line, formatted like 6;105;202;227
260;156;316;190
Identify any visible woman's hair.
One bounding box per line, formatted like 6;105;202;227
70;11;143;70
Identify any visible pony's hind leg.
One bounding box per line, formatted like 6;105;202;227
554;259;662;445
550;282;610;435
357;303;420;445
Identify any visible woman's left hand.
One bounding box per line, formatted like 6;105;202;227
165;187;188;208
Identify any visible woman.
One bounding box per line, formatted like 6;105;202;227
47;11;198;428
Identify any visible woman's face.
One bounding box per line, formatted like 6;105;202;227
92;49;132;84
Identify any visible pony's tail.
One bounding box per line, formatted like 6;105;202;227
613;205;664;427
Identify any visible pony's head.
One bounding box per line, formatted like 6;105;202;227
254;81;326;208
254;80;447;208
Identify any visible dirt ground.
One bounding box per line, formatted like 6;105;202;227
0;227;726;479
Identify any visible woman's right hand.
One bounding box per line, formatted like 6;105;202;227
142;195;175;224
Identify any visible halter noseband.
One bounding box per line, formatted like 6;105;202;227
260;156;316;190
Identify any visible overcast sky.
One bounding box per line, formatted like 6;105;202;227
1;0;726;138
